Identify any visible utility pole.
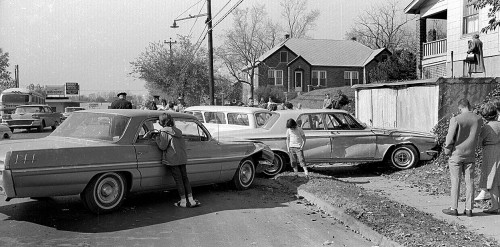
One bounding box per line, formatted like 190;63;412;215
206;0;215;105
171;0;215;105
164;37;177;57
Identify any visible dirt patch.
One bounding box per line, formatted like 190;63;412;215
275;171;499;247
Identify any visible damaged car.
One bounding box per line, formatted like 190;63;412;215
0;110;274;214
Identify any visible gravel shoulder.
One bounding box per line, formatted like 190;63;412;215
274;163;500;247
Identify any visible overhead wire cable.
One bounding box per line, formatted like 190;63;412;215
188;0;206;38
175;0;204;20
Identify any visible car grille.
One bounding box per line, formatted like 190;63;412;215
4;120;34;125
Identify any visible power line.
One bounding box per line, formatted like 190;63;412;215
188;0;206;38
211;0;244;30
175;0;204;20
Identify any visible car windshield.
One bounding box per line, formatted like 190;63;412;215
261;112;280;130
50;112;130;141
15;106;43;114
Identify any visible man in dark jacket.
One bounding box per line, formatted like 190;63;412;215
442;99;483;217
111;92;132;109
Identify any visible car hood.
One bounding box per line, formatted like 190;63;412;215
10;113;36;119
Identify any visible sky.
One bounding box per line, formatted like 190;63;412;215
0;0;411;96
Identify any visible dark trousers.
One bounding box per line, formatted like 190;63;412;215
169;164;192;198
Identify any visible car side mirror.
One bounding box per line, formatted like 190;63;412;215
360;122;367;128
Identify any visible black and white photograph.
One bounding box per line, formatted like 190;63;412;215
1;0;500;246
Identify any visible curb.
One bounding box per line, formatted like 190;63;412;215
276;178;403;247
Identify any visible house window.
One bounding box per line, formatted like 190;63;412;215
275;70;283;85
280;51;288;63
344;71;359;86
463;0;479;34
268;69;275;78
312;70;327;86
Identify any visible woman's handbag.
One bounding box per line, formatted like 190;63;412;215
465;53;476;62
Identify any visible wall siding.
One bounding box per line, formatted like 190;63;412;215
446;0;500;77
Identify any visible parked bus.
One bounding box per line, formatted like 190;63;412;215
0;88;46;117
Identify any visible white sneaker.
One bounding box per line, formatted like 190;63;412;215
474;190;491;201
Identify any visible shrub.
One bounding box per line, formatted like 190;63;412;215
255;85;287;103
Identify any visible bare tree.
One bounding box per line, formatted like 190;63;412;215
280;0;319;38
346;1;416;52
217;5;279;100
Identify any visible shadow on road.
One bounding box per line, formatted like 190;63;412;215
0;177;308;233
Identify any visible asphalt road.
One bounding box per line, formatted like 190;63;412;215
1;130;373;247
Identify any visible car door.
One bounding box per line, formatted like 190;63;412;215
175;119;222;185
325;112;377;162
296;113;332;162
134;118;172;189
134;117;223;189
43;106;56;126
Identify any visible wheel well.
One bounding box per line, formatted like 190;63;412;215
84;171;132;193
273;150;290;166
384;144;420;162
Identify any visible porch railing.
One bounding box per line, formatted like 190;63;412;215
423;38;447;58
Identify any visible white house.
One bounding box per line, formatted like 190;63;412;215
405;0;500;79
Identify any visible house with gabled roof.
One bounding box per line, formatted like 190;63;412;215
252;38;391;94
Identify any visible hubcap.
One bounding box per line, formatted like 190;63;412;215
394;149;412;167
240;162;253;184
97;177;120;204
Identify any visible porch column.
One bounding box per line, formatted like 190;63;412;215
416;16;426;79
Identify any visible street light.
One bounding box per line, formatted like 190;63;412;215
171;5;215;105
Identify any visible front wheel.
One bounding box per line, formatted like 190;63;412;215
263;153;286;177
390;145;419;170
232;158;255;190
82;172;127;214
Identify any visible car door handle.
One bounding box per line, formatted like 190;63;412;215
330;131;339;134
137;152;144;156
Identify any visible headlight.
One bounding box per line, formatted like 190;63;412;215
32;114;40;119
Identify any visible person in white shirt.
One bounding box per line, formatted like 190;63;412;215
286;118;308;176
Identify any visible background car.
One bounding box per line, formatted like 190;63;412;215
0;109;274;214
218;109;438;176
61;106;85;121
0;125;12;139
1;104;62;132
184;106;274;136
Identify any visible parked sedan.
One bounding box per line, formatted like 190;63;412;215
0;125;12;139
61;106;85;121
1;104;62;132
0;109;274;214
218;109;438;176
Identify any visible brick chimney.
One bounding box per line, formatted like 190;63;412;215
285;34;290;39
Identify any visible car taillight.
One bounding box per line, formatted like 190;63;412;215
32;114;40;119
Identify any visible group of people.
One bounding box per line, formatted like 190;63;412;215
442;98;500;217
110;92;186;112
322;90;349;109
248;97;301;111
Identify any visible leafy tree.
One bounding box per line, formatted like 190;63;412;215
280;0;319;38
0;48;15;92
473;0;500;33
346;0;417;52
131;36;209;106
369;50;417;82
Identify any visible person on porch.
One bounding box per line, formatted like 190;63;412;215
466;34;485;77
